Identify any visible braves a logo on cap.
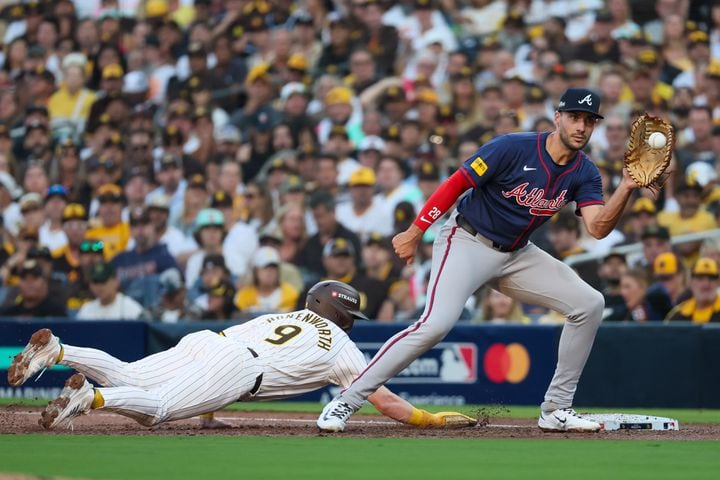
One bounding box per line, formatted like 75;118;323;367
578;94;593;106
502;183;568;216
557;88;603;118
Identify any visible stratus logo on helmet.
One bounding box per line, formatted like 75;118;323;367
336;292;358;305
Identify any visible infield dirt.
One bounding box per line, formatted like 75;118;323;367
1;406;719;440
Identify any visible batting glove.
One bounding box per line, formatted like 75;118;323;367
407;407;478;428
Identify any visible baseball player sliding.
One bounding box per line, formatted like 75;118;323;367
8;281;476;430
319;88;663;433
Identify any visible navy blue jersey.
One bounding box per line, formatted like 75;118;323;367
457;131;604;250
111;244;178;285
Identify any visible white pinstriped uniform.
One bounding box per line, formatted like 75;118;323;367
223;310;368;400
58;309;367;426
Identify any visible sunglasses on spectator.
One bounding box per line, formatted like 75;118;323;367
80;240;104;253
692;274;719;281
130;217;150;227
351;58;373;66
59;145;77;153
21;205;41;214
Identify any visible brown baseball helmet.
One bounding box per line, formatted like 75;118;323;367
305;280;368;332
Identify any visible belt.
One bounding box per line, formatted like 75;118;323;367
219;331;263;396
247;347;263;396
456;214;516;253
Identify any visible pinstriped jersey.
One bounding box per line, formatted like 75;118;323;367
458;131;604;250
222;309;368;401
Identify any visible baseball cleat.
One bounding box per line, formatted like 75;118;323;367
317;398;358;432
8;328;61;387
39;373;94;430
538;408;601;432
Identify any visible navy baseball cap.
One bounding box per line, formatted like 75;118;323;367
46;184;68;201
557;88;604;119
90;262;116;283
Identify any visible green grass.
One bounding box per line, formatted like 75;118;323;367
0;435;718;480
4;396;720;424
0;397;48;407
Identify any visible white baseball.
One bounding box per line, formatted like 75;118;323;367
648;132;667;149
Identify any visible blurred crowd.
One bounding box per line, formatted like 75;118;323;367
1;0;720;324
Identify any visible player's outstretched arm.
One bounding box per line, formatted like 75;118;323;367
367;386;477;428
580;168;640;239
393;170;473;264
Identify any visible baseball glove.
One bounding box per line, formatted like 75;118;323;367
624;113;674;189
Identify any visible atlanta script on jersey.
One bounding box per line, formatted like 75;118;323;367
458;132;604;250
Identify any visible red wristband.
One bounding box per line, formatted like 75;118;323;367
412;170;473;231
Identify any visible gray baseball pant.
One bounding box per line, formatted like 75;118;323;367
340;213;604;412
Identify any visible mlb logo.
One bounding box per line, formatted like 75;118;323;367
359;342;478;384
439;344;477;383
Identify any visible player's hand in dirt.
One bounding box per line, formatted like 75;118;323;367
407;407;478;428
431;411;478;428
392;224;424;265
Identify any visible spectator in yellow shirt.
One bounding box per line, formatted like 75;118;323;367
48;62;96;133
666;258;720;323
658;178;717;267
85;184;130;261
234;246;299;314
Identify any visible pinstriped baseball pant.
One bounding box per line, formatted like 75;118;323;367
341;213;605;412
60;330;263;426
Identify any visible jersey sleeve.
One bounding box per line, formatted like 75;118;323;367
460;135;511;187
574;162;605;212
328;340;368;388
412;171;473;231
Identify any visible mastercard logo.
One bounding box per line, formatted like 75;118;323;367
483;343;530;384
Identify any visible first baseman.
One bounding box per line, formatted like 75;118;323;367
8;281;475;430
318;88;654;432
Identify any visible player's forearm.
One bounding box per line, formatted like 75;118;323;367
412;170;473;231
367;386;415;422
586;182;634;239
367;388;477;428
369;386;444;425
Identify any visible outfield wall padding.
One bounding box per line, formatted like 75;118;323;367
1;319;718;407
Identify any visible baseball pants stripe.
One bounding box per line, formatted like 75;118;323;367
341;223;508;408
496;244;604;411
